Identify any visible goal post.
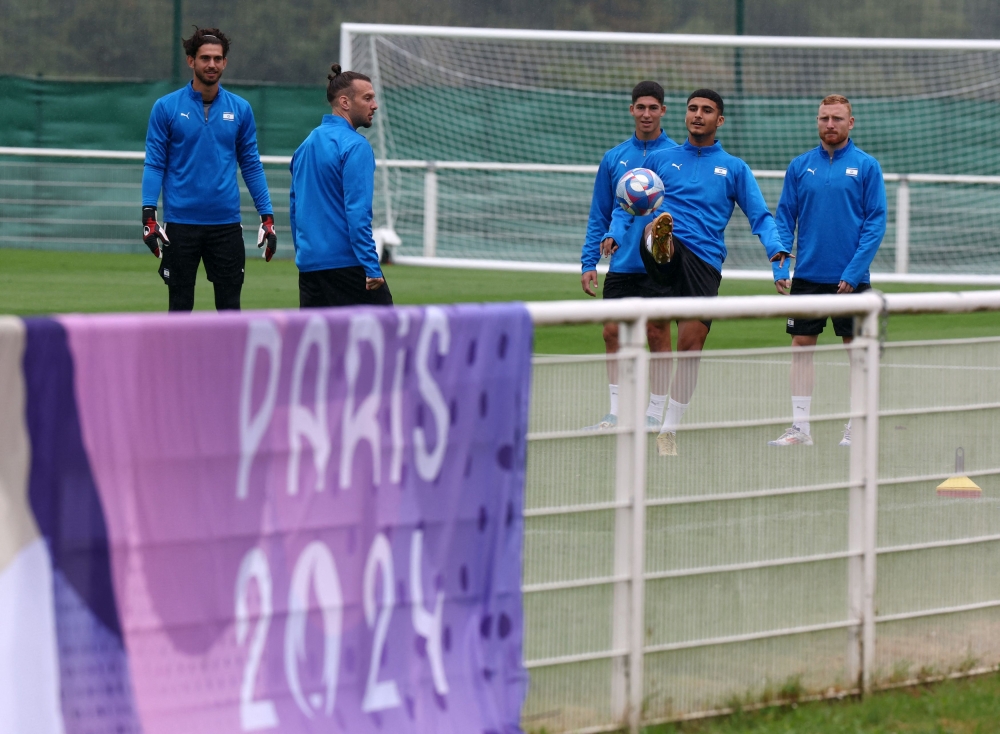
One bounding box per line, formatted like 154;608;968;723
340;24;1000;275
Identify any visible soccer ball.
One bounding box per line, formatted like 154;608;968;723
615;168;665;216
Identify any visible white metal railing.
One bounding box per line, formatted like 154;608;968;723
521;290;1000;733
6;147;1000;277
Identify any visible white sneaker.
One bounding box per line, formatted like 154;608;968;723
839;424;851;447
585;413;617;431
768;426;813;446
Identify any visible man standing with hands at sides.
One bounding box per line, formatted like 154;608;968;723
581;81;677;430
142;28;277;312
606;89;791;455
289;65;390;307
768;94;886;447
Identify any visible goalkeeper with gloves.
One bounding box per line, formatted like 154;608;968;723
141;27;276;312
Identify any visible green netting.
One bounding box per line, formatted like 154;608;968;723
0;77;327;155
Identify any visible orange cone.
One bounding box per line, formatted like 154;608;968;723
936;448;982;498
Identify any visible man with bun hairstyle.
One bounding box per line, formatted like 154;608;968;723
604;88;791;456
289;64;390;307
581;80;677;430
142;27;276;312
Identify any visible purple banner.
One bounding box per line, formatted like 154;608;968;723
11;304;532;734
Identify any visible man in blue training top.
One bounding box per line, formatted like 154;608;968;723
141;27;276;312
768;94;887;448
605;89;791;456
581;80;677;430
290;64;389;307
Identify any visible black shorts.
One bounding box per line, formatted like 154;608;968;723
602;272;672;300
299;266;394;308
639;235;723;329
159;222;245;287
785;278;872;337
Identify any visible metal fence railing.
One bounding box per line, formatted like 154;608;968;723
521;291;1000;732
4;148;1000;282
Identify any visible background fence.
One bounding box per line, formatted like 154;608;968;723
5;148;1000;281
520;291;1000;732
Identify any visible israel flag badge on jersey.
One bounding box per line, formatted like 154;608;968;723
714;166;728;176
222;112;235;121
846;167;859;176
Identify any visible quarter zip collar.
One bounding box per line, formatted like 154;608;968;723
630;130;672;157
185;80;224;104
818;138;855;161
323;114;355;131
682;139;722;156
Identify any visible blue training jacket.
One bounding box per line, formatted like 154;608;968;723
774;139;887;287
142;82;272;224
606;140;788;274
289;115;382;278
581;131;677;274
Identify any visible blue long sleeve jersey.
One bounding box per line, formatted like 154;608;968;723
774;139;887;287
581;131;677;273
142;83;272;224
289;115;382;278
606;140;788;274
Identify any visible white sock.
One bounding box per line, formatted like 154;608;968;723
791;396;812;435
609;384;619;416
646;393;667;421
660;398;689;433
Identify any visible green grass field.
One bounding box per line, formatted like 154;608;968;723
652;673;1000;733
2;249;1000;353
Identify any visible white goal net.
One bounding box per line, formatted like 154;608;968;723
343;25;1000;276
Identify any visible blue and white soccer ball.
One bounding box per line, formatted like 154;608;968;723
615;168;665;216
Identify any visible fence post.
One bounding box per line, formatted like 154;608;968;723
861;308;881;692
610;318;647;732
422;163;438;258
846;329;865;687
847;306;881;692
628;318;648;734
895;178;910;274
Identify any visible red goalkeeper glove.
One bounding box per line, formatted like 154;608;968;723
257;214;277;262
141;206;169;258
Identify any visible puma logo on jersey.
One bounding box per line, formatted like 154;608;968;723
620;160;628;166
807;168;817;175
180;112;190;119
671;163;682;170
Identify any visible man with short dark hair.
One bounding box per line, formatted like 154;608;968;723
290;64;389;308
142;27;276;312
582;80;677;430
769;94;886;448
605;89;791;455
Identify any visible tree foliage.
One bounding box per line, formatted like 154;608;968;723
1;0;998;82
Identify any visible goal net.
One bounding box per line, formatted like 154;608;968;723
343;25;1000;275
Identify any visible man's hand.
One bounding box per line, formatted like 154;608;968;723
582;270;599;297
257;214;277;262
141;206;168;258
775;278;790;295
837;280;855;294
366;277;385;291
769;251;794;269
600;237;618;258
